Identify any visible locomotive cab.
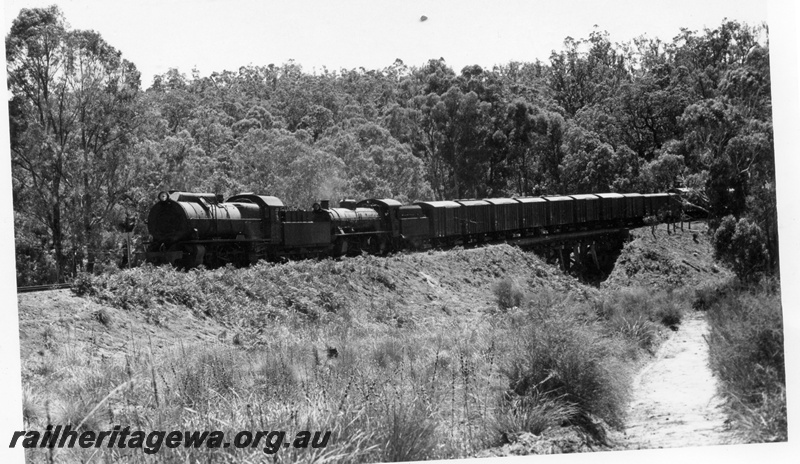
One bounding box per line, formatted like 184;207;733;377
357;199;402;238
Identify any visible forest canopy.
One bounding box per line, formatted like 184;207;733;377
7;6;775;284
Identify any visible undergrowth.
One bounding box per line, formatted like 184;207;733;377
592;288;689;353
699;278;786;442
34;256;704;461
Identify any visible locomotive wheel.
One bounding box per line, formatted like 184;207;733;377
181;244;206;268
334;238;349;256
367;236;389;255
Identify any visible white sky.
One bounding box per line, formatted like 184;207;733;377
4;0;769;87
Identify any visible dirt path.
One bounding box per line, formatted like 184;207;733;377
623;311;741;448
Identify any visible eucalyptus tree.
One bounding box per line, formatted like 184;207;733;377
7;5;142;276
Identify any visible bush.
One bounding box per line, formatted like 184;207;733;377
494;278;525;310
70;272;96;296
712;215;737;262
713;215;769;283
652;291;684;330
15;245;59;286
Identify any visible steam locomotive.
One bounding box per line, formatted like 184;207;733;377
145;190;682;268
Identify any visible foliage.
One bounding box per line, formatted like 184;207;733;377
494;278;526;310
501;303;630;429
34;247;701;461
713;216;769;282
593;288;689;352
704;279;786;442
8;6;142;279
490;391;578;441
8;7;775;284
639;151;685;192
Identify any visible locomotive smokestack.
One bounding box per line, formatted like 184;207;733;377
321;200;330;209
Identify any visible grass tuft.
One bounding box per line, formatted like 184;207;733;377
490;392;578;443
21;387;45;427
500;303;631;433
94;308;112;326
592;288;688;352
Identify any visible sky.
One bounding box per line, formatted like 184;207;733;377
4;0;770;87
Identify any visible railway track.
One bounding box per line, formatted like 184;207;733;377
17;283;72;293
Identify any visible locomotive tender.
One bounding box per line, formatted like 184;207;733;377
145;190;681;268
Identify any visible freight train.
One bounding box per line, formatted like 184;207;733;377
145;191;682;268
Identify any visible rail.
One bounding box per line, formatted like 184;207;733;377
17;283;72;293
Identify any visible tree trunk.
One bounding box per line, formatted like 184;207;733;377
51;202;63;283
521;149;528;196
83;146;95;274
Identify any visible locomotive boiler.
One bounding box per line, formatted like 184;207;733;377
146;191;283;267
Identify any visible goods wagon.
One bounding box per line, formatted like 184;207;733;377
594;193;625;222
568;194;601;224
543;196;575;227
644;193;671;219
516;197;548;231
485;198;520;235
455;199;492;237
415;201;462;240
622;193;645;220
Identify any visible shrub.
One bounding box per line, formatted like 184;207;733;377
494;278;525;310
70;272;96;297
16;246;59;286
713;215;769;283
652;290;686;330
655;303;682;330
712;215;737;262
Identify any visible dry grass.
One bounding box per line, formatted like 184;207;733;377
20;253;700;461
592;287;690;354
702;278;786;442
499;302;632;430
22;317;504;461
